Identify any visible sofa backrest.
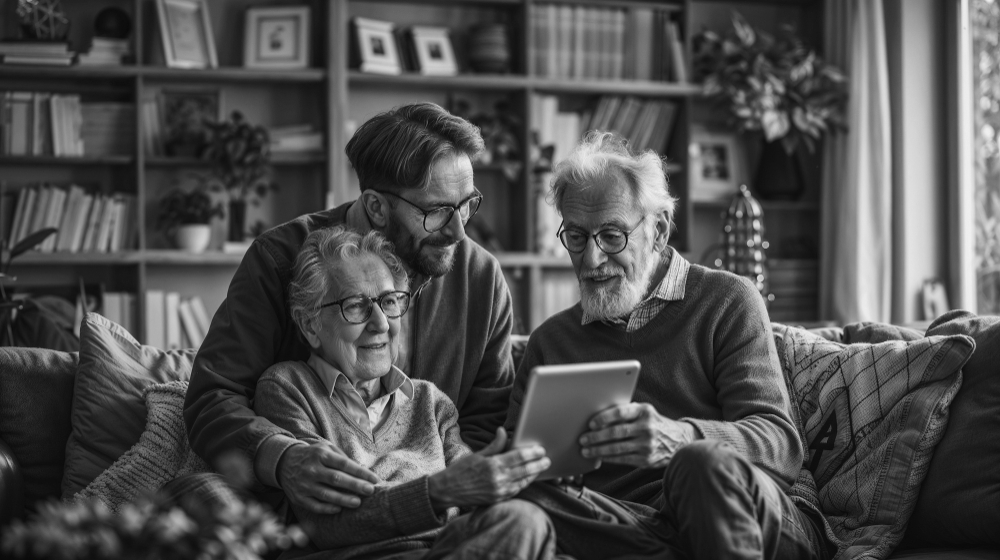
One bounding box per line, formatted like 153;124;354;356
0;347;78;519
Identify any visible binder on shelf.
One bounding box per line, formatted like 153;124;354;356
177;299;204;347
165;292;182;350
188;295;212;336
145;289;166;349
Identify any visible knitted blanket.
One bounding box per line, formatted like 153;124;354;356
773;325;973;560
72;380;211;512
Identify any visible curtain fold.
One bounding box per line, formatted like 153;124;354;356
819;0;893;323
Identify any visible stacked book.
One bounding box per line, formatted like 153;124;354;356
0;41;75;66
5;184;137;253
767;259;820;323
529;4;687;82
269;124;323;155
77;38;130;66
144;290;213;349
101;292;137;335
1;91;135;157
583;96;679;154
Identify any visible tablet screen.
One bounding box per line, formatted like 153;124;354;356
511;360;641;481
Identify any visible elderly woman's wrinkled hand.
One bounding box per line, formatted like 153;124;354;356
278;442;381;515
427;427;550;510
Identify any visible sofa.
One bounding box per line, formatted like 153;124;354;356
1;311;998;559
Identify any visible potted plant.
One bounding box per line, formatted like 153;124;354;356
157;186;224;253
692;13;848;199
202;111;276;243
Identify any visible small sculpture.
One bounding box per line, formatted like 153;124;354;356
721;185;772;304
16;0;70;41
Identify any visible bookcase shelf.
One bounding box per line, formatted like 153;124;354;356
0;0;825;343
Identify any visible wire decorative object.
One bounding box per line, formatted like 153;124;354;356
720;185;772;306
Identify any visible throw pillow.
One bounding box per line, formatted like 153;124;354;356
771;324;973;558
902;310;1000;548
0;348;77;511
61;313;197;500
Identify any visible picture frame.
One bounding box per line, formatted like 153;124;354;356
410;26;458;76
688;127;747;202
158;88;222;157
243;6;310;70
156;0;218;69
351;17;402;75
922;279;950;321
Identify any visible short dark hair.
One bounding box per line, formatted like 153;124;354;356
345;102;485;192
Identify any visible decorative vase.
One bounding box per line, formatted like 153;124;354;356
228;198;247;242
175;224;211;253
753;140;805;201
468;24;511;73
721;185;771;304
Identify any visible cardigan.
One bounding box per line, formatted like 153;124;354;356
183;200;514;489
507;263;802;507
254;359;471;555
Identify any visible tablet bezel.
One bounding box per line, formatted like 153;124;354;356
511;360;641;481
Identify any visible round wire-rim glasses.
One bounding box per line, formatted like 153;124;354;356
374;190;483;233
556;217;648;255
319;291;412;324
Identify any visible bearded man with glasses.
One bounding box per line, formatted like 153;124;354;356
505;132;834;560
181;102;530;522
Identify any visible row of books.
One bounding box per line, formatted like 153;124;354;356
269;124;324;154
766;259;819;322
530;4;688;82
0;38;130;67
102;292;138;336
539;271;580;320
0;91;135;157
4;184;137;253
144;291;213;349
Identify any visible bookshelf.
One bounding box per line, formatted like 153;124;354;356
0;0;825;344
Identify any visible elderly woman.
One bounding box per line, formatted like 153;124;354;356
253;226;555;559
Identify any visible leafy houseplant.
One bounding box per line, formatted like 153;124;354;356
157;187;223;253
692;13;848;156
202;111;276;242
1;493;307;560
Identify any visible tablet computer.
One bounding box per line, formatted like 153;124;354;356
511;360;641;481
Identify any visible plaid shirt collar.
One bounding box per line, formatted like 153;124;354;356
581;247;690;328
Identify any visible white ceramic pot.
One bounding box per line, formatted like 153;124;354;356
175;224;211;253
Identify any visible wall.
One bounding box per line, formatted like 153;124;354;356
884;0;950;324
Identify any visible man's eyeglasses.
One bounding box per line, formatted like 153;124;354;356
320;291;412;324
375;190;483;233
556;217;647;255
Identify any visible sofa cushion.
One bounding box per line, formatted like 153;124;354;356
0;347;77;511
771;324;973;558
901;310;1000;548
61;313;197;500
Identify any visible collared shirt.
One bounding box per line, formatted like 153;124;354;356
581;247;691;332
308;353;414;438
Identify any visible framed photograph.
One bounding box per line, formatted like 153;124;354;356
922;279;950;321
410;26;458;76
156;0;218;69
243;6;310;70
351;17;401;75
159;88;222;157
688;127;747;202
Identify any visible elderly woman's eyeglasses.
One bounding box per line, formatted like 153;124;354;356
556;217;647;255
319;291;412;324
375;190;483;233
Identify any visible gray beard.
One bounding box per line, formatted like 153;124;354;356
579;257;658;322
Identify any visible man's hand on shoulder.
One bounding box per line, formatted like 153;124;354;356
278;443;380;515
579;403;698;468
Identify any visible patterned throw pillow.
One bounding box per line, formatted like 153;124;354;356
772;324;973;558
61;313;198;500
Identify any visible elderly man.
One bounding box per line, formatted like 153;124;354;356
506;132;832;560
184;102;532;517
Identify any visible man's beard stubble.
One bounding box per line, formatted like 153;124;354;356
384;216;457;278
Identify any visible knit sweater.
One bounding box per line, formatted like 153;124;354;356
506;264;802;507
254;360;472;555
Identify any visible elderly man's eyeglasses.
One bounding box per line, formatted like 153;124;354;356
557;218;647;255
320;291;412;324
375;190;483;233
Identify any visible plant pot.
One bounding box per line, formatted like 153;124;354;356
468;24;511;73
175;224;211;253
228;199;247;242
753;140;805;201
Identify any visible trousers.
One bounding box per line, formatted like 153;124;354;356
516;440;830;560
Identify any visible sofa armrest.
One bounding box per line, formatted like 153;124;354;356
0;435;25;528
